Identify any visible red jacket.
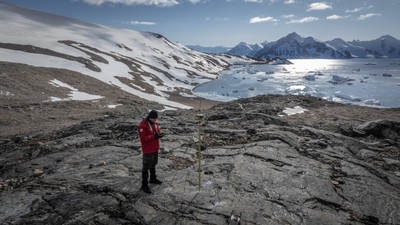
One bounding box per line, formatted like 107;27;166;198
138;118;161;154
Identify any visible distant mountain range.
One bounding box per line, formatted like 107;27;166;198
191;32;400;59
186;45;231;54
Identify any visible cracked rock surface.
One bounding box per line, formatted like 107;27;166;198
1;95;399;224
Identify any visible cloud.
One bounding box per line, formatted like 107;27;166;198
326;14;347;20
357;13;381;20
284;0;296;4
345;7;363;13
188;0;202;3
307;2;332;11
287;17;318;24
282;14;295;19
80;0;179;7
345;5;373;13
249;16;278;23
128;21;156;25
244;0;263;3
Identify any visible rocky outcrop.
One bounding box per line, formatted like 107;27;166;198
353;120;400;140
1;95;399;224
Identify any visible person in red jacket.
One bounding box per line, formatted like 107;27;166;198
138;110;164;194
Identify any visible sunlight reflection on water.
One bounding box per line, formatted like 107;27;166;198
193;59;400;108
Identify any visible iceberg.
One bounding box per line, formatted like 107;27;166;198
334;91;361;102
328;75;354;84
363;99;381;106
303;75;316;81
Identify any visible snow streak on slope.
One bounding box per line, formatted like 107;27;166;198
0;3;249;108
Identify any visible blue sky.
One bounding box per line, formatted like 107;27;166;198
3;0;399;47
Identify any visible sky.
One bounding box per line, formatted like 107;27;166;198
3;0;400;47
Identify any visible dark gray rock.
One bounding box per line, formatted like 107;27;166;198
1;95;399;224
354;119;400;141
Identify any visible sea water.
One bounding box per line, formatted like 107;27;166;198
193;59;400;108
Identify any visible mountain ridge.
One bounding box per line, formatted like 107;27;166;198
192;32;400;59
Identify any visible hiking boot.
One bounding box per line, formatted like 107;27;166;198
141;170;151;193
149;168;162;184
149;179;163;185
141;185;152;194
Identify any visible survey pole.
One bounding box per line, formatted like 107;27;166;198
196;114;204;192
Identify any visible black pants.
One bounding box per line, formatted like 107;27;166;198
142;152;158;185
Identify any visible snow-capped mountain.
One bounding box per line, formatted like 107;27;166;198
229;32;400;59
325;38;362;58
227;42;266;57
254;32;348;59
186;45;231;54
347;35;400;58
0;2;251;109
326;36;400;58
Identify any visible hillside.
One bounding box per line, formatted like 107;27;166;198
0;2;252;110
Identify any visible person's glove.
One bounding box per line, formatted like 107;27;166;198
154;133;165;139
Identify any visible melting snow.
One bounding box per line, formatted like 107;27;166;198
0;4;245;109
161;106;178;111
281;106;308;116
48;79;104;101
0;90;14;96
107;104;122;109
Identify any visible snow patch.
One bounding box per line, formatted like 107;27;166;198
281;106;308;116
48;79;104;101
107;104;122;109
0;90;14;96
161;106;178;111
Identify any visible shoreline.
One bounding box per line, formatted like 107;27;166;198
167;92;222;110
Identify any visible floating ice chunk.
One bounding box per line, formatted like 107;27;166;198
314;71;324;76
287;85;306;91
257;77;268;82
334;91;361;102
303;75;316;81
328;75;354;84
285;85;315;95
363;99;381;106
